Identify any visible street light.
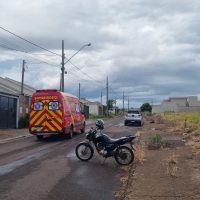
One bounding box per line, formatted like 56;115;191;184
64;43;91;64
61;42;91;92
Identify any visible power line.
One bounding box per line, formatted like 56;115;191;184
0;26;102;85
0;26;61;57
0;28;109;91
0;41;107;90
0;42;60;69
68;61;103;84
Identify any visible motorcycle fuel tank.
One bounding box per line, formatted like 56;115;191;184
95;133;112;144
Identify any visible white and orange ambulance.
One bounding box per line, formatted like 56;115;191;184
29;89;85;139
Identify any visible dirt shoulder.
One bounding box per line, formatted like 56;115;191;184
116;115;200;200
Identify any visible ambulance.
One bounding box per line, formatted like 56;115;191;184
29;89;85;139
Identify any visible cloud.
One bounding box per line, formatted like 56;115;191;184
1;0;200;108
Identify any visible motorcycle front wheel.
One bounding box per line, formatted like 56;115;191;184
75;143;94;161
114;146;134;165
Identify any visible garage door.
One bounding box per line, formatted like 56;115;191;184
0;96;17;128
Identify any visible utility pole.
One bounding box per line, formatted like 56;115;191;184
78;83;81;99
123;92;125;114
128;96;129;111
101;91;103;116
61;40;65;92
21;60;26;95
60;73;62;91
115;97;117;115
106;76;109;116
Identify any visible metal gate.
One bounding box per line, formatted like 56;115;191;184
0;95;17;128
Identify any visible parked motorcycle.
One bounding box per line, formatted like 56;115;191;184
75;119;136;165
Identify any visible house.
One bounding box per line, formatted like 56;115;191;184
0;77;36;128
80;98;106;116
152;96;200;113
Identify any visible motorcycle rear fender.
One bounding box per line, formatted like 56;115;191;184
117;136;135;145
130;144;136;151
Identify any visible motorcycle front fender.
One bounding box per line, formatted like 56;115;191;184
79;140;94;149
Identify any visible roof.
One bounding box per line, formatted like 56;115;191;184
169;97;187;100
80;99;101;106
35;89;78;99
0;77;36;96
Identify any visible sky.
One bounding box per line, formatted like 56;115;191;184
0;0;200;108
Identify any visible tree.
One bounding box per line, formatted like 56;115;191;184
107;99;115;110
140;102;152;112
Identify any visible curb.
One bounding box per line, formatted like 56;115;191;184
0;134;32;144
0;120;95;144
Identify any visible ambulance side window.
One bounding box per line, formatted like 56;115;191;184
68;101;72;112
75;103;80;112
80;103;84;113
64;100;69;112
70;102;75;112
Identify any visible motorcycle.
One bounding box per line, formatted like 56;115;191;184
75;119;136;165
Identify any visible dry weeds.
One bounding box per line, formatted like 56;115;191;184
134;145;145;164
165;152;178;177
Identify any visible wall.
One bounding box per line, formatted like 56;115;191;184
88;104;100;115
18;95;30;119
152;96;200;113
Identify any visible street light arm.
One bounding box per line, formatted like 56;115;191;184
64;43;91;64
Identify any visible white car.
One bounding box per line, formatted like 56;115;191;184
124;110;143;126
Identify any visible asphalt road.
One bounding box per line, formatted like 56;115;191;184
0;117;140;200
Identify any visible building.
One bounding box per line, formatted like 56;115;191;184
0;77;36;128
80;98;106;116
152;96;200;113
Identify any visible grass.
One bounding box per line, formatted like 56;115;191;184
148;134;162;149
88;114;112;120
89;112;124;120
164;112;200;125
162;112;200;154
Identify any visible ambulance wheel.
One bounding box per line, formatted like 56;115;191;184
36;135;43;140
68;126;73;139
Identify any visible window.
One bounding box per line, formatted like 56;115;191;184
128;110;139;114
75;104;80;112
33;102;43;110
48;101;59;110
68;101;72;111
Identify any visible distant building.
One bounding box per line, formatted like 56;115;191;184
0;77;36;128
80;98;106;116
152;96;200;113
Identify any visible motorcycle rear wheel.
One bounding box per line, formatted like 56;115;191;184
114;146;134;165
75;143;94;161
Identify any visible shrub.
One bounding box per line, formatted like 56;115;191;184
18;114;29;128
151;134;162;144
148;134;162;150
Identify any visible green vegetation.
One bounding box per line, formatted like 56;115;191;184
89;114;112;120
140;103;152;112
89;112;123;120
18;114;29;128
151;133;162;145
148;133;171;149
107;99;116;110
162;112;200;154
164;112;200;127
